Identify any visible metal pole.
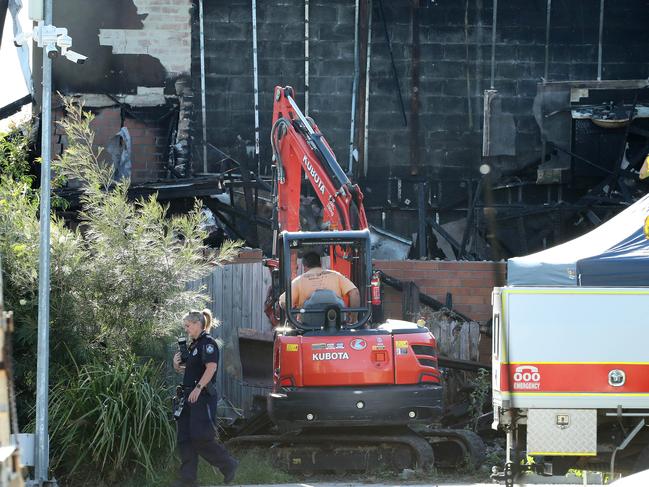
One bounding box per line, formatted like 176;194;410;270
362;0;373;177
304;0;310;116
541;0;552;170
35;0;52;482
252;0;261;173
417;182;427;259
409;0;421;175
378;0;407;126
348;0;360;175
464;0;473;130
597;0;605;81
489;0;498;89
199;0;208;173
543;0;551;81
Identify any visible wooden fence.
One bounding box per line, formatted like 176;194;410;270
189;260;273;417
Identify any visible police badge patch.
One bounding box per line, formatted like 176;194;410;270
192;348;198;356
206;344;215;354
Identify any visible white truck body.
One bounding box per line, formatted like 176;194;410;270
492;286;649;471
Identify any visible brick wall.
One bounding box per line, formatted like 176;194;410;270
53;106;168;183
98;0;192;76
373;260;506;323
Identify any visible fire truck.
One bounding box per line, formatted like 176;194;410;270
492;194;649;485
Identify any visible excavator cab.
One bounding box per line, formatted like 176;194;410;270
278;230;372;332
269;231;444;432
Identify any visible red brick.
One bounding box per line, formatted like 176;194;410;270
460;278;490;288
456;295;489;305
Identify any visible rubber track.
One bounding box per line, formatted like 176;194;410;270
227;431;435;470
421;428;486;469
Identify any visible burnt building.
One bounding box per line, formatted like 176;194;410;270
26;0;649;259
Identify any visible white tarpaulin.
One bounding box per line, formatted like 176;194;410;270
507;193;649;286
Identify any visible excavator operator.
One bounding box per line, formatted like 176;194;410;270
279;251;361;314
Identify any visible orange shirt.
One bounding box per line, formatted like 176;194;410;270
289;267;356;308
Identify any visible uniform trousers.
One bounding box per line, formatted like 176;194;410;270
176;392;235;483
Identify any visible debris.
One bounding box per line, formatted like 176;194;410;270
399;468;416;480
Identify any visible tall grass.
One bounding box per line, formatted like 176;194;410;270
46;357;175;484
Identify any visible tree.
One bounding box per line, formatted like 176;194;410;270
0;99;242;483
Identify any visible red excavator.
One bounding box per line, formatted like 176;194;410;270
231;86;484;472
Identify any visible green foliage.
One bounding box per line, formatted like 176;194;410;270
51;99;243;360
468;368;491;432
41;356;175;484
0;123;33;184
0;130;86;398
118;450;296;487
214;449;295;485
0;98;243;482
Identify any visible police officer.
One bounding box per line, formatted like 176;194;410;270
172;309;238;487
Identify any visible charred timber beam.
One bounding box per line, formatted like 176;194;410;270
203;198;272;228
236;150;260;247
459;179;483;260
547;141;614;175
426;217;480;261
377;270;473;323
0;94;33;121
438;357;491;372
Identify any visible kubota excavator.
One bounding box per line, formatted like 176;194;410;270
230;86;484;472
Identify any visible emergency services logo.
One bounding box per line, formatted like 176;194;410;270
350;339;367;351
512;365;541;390
206;344;215;354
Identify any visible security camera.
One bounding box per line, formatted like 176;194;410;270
46;43;59;59
64;50;87;65
56;34;72;52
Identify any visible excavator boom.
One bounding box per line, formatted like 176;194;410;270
271;85;367;237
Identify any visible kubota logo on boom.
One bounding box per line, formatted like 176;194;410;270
513;365;541;390
304;156;326;195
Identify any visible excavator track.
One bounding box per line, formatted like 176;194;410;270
420;428;486;469
227;427;485;473
228;428;433;472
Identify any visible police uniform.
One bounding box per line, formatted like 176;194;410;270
176;331;237;485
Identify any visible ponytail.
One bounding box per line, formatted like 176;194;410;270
183;308;216;332
202;308;213;332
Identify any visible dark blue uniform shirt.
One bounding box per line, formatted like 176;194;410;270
183;331;219;389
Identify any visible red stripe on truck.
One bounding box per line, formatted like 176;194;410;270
499;363;649;393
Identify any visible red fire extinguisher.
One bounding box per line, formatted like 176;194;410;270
370;271;381;305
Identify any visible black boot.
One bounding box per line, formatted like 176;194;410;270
222;458;239;484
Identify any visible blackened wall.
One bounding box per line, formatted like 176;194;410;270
48;0;192;96
193;0;649;181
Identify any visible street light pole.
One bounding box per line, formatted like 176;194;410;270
34;0;53;483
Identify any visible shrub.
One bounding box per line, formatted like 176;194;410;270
45;356;175;483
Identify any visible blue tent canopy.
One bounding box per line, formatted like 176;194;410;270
507;193;649;286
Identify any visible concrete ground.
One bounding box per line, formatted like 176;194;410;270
211;473;611;487
217;482;597;487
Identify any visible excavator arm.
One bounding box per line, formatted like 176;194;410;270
270;86;368;235
265;86;370;325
